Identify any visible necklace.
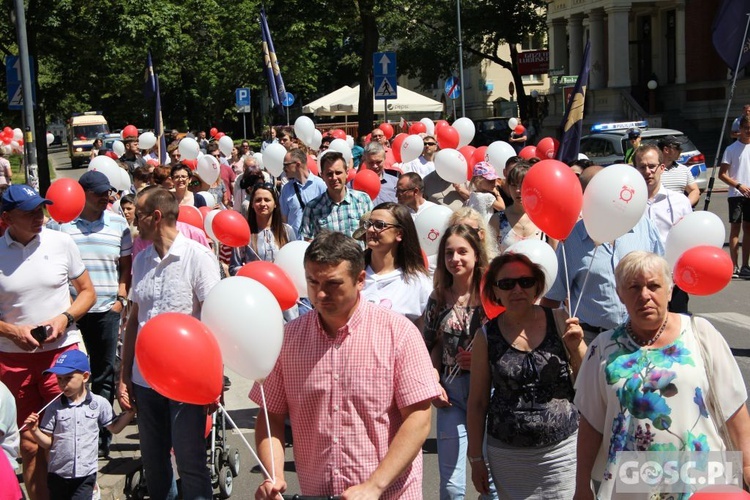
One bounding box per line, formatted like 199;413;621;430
502;308;537;350
451;288;470;307
626;315;669;347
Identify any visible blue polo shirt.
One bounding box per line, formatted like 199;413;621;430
279;174;327;238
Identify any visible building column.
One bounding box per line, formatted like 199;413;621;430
568;14;584;75
548;19;567;74
589;10;606;89
675;1;686;84
606;5;631;88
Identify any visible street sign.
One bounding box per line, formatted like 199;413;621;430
5;55;35;110
282;92;295;107
235;88;250;107
373;51;397;101
445;76;461;100
559;75;578;85
548;68;565;77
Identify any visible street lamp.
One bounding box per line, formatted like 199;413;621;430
647;79;658;114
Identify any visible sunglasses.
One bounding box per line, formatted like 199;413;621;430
253;182;275;191
423;142;437;146
494;277;537;291
189;180;201;187
363;219;400;231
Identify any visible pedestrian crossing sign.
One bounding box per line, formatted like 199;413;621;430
374;76;397;100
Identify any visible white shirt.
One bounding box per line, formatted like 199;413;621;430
660;162;695;192
721;140;750;197
401;157;435;178
407;199;437;221
362;266;433;322
131;232;221;388
0;228;85;353
646;184;693;244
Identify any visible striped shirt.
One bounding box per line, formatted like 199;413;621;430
299;188;373;240
249;299;440;499
49;211;132;313
660;162;695;193
544;216;664;330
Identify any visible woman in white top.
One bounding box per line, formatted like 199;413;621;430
489;161;557;253
361;202;433;327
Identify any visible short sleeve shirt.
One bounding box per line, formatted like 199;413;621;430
299;188;373;240
279;175;327;237
660;163;695;193
721;140;750;198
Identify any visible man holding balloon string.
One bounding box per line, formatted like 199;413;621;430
250;231;440;500
118;186;221;499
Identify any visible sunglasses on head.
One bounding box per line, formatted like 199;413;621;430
253;182;275;191
494;277;537;291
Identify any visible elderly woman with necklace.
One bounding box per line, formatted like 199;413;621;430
574;251;750;499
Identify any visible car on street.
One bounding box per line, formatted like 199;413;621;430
470;116;513;147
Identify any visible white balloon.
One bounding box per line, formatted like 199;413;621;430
275;240;310;298
88;156;123;190
263;142;287;177
197;155;220;185
252;152;264;169
112;140;125;157
204;209;221;240
582;164;648;244
12;128;22;141
46;133;55;147
508;117;519;130
294;116;315;146
453;117;476;148
420;118;435;136
485;141;516;173
117;168;132;192
178;137;200;160
503;239;558;296
196;191;216;208
415;204;454;256
138;131;157;150
328;139;352;165
218;135;234;157
309;129;322;151
434;148;468;184
665;211;726;268
401;135;424;163
346;135;354;150
201;277;284;381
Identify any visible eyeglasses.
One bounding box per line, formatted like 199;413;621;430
493;277;537;290
172;174;189;180
396;187;416;194
135;211;154;221
637;163;662;171
371;134;384;139
423;142;437;147
283;161;299;166
363;219;400;231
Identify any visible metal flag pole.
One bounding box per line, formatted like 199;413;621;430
456;0;466;118
704;12;750;211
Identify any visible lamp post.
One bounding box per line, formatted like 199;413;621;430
647;79;658;115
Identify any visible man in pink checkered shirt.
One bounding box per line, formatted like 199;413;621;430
250;231;440;499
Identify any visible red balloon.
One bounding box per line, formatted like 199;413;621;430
480;274;505;320
521;159;583;241
135;313;223;405
212;210;250;247
105;151;119;160
437;125;460;150
472;146;488;165
2;126;11;135
198;206;212;219
215;132;225;140
178;205;204;230
182;159;198;170
691;485;750;499
146;158;160;167
536;137;559;159
378;123;394;140
346;167;356;182
421;249;429;270
17;139;23;147
237;261;299;310
674;246;733;296
2;136;11;145
331;129;346;141
514;125;526;135
459;146;477;180
46;178;85;223
519;146;538;160
353;169;381;201
391;133;408;163
434;120;449;133
122;124;138;139
307;155;319;176
409;122;427;135
210;127;218;138
365;133;372;143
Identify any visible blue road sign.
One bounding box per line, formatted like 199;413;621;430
282;92;295;107
373;51;397;100
235;88;251;107
445;76;460;100
6;55;36;110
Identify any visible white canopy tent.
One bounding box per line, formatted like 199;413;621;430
307;85;444;116
301;85;354;116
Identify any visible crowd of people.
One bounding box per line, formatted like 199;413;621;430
0;116;748;500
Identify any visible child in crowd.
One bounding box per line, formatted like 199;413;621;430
23;350;134;500
466;162;505;223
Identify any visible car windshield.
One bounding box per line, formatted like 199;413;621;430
73;124;108;140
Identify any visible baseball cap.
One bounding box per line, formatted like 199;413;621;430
44;350;90;375
472;162;499;180
1;184;53;213
352;211;371;241
79;170;114;194
656;135;685;150
627;127;641;140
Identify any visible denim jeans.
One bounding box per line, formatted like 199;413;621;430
437;373;496;500
133;384;212;500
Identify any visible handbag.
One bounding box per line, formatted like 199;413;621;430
551;307;577;385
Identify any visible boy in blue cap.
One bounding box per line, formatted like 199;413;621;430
23;350;134;499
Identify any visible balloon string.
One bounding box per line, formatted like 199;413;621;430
218;403;273;481
573;245;598;318
561;241;572;317
259;383;276;482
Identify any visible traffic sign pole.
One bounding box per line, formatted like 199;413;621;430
13;0;39;191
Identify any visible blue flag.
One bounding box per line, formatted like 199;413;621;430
260;9;287;108
556;40;590;165
144;51;168;164
712;0;750;71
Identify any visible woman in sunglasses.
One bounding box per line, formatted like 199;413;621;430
422;224;493;499
360;202;432;327
466;252;585;499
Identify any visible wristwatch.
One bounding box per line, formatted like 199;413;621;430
116;295;128;307
62;311;75;329
737;183;743;190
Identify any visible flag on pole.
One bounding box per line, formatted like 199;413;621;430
712;0;750;71
144;51;168;164
556;40;591;165
260;8;287;108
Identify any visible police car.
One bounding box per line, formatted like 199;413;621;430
579;121;708;191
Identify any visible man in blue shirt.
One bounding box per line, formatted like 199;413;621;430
279;148;326;238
